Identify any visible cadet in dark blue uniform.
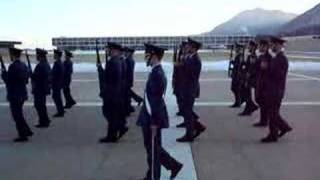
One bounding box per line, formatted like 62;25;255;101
117;46;129;140
52;49;65;117
1;48;33;142
99;42;124;143
230;43;245;108
32;48;52;128
253;39;272;127
176;38;206;143
123;47;143;116
261;37;292;143
137;43;182;180
238;41;259;116
63;50;76;109
172;41;187;117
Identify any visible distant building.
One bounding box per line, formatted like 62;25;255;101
284;35;320;52
52;36;254;51
0;41;22;53
0;41;21;48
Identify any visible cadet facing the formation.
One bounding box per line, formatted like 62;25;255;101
137;43;183;180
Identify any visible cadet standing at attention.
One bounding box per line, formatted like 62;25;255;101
253;39;272;128
63;50;77;109
137;43;183;180
32;48;52;128
230;43;245;108
123;47;143;116
176;38;206;143
52;49;65;117
1;48;33;142
238;40;259;116
261;36;293;143
172;41;187;117
99;42;124;143
117;46;129;140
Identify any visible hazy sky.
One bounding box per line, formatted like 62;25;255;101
0;0;319;48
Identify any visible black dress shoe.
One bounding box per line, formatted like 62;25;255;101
193;126;206;139
35;124;50;128
129;106;135;113
118;127;129;139
261;136;278;143
229;103;241;108
238;111;251;116
99;136;118;143
247;105;259;114
13;137;28;143
253;122;268;128
26;131;34;137
176;122;186;128
176;135;194;143
53;112;65;118
170;162;183;179
279;127;293;138
65;101;76;109
34;124;50;128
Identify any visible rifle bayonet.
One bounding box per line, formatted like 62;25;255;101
25;50;32;74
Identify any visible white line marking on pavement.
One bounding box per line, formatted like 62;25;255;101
0;102;103;107
0;77;312;88
72;79;147;82
2;101;320;107
73;79;98;82
194;101;320;106
196;78;312;82
69;78;310;83
287;55;320;60
289;72;320;81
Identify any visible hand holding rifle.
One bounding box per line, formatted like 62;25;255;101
95;40;102;68
228;44;234;77
96;40;105;95
173;46;178;65
177;43;183;65
25;50;35;89
25;50;32;74
0;55;8;84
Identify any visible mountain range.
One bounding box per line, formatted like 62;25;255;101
203;3;320;37
279;3;320;36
